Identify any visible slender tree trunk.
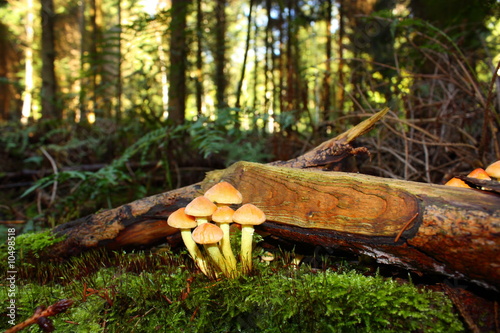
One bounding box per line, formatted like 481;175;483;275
89;0;103;120
41;0;60;119
78;0;87;122
195;0;204;116
235;0;254;109
168;0;190;124
336;0;345;113
277;5;284;115
21;0;35;123
214;0;227;109
321;0;332;123
115;0;122;122
262;0;272;133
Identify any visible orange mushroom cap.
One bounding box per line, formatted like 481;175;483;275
485;160;500;179
467;168;491;180
185;196;217;217
167;208;197;229
444;177;470;188
211;206;235;223
191;223;224;244
204;181;243;205
232;204;266;225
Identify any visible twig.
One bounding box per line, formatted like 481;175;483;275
394;212;418;243
5;299;73;333
40;147;58;207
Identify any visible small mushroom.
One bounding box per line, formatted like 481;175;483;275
467;168;491;180
185;196;217;226
204;182;243;274
191;223;230;276
444;177;470;188
167;208;209;275
232;204;266;273
211;206;237;273
204;181;243;206
485;160;500;179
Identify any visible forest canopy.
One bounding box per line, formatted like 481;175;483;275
0;0;499;229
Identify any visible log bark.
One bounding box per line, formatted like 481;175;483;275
46;108;500;290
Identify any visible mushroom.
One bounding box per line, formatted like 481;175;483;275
485;160;500;179
204;182;242;273
444;177;470;188
191;223;230;276
204;181;243;206
467;168;491;180
167;208;209;275
232;204;266;273
184;196;217;226
211;206;237;274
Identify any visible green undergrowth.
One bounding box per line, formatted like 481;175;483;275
1;249;464;333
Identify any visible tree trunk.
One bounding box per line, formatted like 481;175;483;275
234;0;254;109
168;0;190;124
214;0;227;110
45;109;500;290
321;0;332;122
195;0;204;116
20;0;35;122
41;0;60;119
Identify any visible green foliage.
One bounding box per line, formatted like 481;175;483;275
0;250;464;333
187;108;273;165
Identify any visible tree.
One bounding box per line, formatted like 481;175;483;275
40;0;60;119
168;0;191;124
214;0;227;109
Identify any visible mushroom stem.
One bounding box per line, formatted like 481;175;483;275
240;225;255;273
217;222;238;273
195;217;209;225
204;244;231;276
179;230;210;275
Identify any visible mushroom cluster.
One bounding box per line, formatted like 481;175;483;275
167;181;266;278
444;160;500;188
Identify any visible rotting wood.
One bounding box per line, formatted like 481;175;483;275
45;107;500;291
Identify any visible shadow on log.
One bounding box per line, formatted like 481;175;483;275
48;108;500;291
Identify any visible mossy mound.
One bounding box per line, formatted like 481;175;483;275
1;249;463;332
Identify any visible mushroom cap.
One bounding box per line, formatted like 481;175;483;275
467;168;491;180
232;204;266;225
444;177;470;188
204;182;243;205
167;207;198;229
485;160;500;178
212;206;235;223
185;196;217;217
191;223;224;244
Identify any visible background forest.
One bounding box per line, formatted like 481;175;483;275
0;0;499;232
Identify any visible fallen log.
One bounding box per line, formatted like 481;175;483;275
45;108;500;290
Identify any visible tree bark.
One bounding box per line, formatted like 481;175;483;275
47;109;500;290
41;0;60;119
168;0;190;124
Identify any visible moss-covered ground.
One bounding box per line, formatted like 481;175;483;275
0;234;465;333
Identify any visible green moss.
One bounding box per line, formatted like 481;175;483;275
0;249;464;333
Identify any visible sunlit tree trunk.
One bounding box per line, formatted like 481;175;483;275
262;0;272;133
168;0;190;124
336;0;345;112
0;23;17;121
21;0;35;123
321;0;333;123
40;0;60;119
235;0;254;109
89;0;103;120
214;0;227;109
